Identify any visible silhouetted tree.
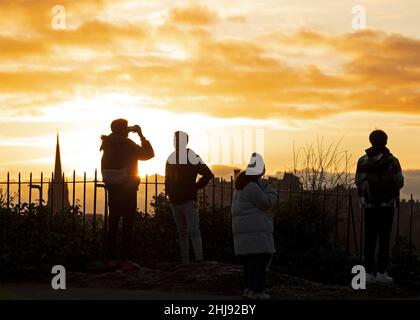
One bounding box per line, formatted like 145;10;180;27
293;136;354;191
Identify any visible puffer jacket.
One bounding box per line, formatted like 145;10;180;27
231;178;278;256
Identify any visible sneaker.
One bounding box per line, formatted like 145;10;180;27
246;290;271;300
376;272;394;284
242;288;250;298
366;273;377;284
107;260;119;271
121;260;140;272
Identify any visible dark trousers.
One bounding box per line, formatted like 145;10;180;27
364;206;394;274
240;253;272;292
107;185;137;260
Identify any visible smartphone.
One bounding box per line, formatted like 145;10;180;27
128;126;137;132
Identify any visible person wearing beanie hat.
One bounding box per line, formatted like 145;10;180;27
100;118;155;272
231;153;278;300
355;129;404;285
245;152;266;176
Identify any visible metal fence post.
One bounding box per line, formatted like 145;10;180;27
311;187;315;207
212;176;215;213
72;170;76;231
220;178;224;209
6;172;10;212
93;169;97;232
349;192;358;257
230;176;233;205
346;189;351;254
155;173;158;214
40;172;43;206
409;194;414;262
396;198;400;241
29;172;32;205
18;172;21;213
83;172;86;234
335;187;339;241
61;172;65;231
103;184;108;239
300;189;303;209
164;180;168;213
360;206;364;261
155;174;158;198
50;173;54;216
144;174;148;214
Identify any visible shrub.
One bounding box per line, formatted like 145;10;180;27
390;236;418;285
0;203;104;275
1;192;417;286
273;198;357;284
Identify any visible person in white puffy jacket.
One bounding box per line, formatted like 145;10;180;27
231;153;278;300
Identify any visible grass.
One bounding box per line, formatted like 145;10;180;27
0;289;18;300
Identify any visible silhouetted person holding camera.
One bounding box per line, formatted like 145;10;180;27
355;130;404;284
101;119;154;271
231;153;277;300
165;131;213;264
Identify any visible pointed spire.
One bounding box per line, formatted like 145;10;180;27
54;132;63;181
48;131;69;213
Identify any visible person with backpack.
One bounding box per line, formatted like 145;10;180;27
165;131;213;264
101;119;154;271
231;153;278;300
355;130;404;284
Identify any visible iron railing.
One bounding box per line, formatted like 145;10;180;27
0;170;418;258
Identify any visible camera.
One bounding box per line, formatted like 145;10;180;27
128;126;137;132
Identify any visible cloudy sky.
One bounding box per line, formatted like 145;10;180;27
1;0;420;196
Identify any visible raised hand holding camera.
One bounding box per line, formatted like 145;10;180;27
128;125;145;140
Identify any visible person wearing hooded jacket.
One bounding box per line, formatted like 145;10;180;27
100;118;154;271
231;153;278;300
355;130;404;284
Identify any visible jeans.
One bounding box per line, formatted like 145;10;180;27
364;206;394;274
107;185;137;260
240;253;272;292
170;200;203;263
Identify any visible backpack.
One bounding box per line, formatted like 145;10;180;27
102;168;128;185
365;154;398;203
101;135;130;186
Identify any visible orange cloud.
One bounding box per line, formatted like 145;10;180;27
0;0;108;32
168;5;219;25
0;2;420;122
0;37;48;57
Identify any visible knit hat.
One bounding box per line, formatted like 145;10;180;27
245;152;265;176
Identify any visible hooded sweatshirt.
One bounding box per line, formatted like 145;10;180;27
355;146;404;208
100;133;154;187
